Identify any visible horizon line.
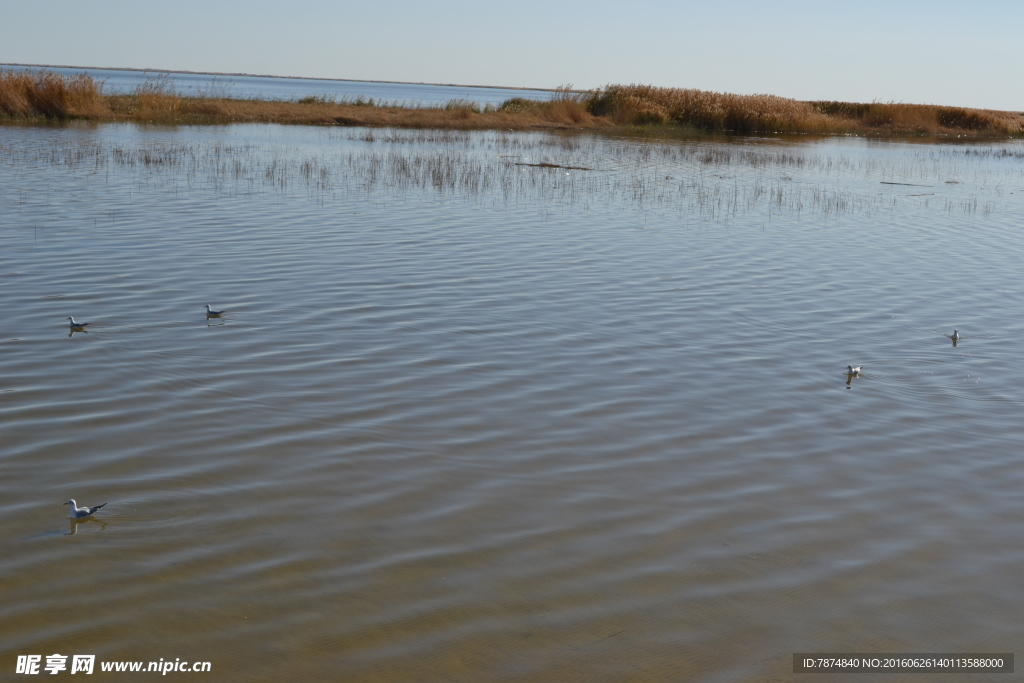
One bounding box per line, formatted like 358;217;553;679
0;62;573;94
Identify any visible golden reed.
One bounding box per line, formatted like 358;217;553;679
587;84;1023;136
1;71;1020;136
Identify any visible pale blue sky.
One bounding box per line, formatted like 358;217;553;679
2;0;1021;110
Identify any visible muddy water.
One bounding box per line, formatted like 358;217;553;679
2;124;1024;682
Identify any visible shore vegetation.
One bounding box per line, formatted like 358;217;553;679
2;70;1021;137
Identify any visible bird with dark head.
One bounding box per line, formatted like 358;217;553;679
64;499;106;519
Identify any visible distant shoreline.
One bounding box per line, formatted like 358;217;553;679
2;68;1020;137
0;62;566;94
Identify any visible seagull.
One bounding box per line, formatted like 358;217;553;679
67;316;90;329
64;499;106;519
204;304;224;317
846;365;861;375
952;329;960;340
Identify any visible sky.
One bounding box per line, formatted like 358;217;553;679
2;0;1022;110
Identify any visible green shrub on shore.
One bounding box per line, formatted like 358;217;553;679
498;87;592;125
298;94;383;107
498;97;533;114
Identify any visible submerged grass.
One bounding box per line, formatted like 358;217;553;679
1;70;1021;137
7;128;1019;227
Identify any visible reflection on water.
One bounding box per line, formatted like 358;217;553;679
66;517;106;536
2;124;1024;681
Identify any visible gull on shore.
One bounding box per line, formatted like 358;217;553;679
67;316;90;329
204;304;224;317
846;365;862;375
64;499;106;519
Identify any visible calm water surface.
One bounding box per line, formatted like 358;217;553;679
2;124;1024;682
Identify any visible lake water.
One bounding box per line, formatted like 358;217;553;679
2;122;1024;682
0;64;558;106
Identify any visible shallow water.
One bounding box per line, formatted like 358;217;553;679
0;64;558;106
2;124;1024;681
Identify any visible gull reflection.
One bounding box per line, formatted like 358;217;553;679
66;517;106;536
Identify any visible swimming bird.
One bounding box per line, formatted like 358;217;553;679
204;304;224;317
952;329;960;340
64;499;106;519
846;365;861;375
67;316;90;329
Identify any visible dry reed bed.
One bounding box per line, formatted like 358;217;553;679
98;94;605;129
589;85;1024;136
2;70;1022;137
0;70;603;130
0;70;104;119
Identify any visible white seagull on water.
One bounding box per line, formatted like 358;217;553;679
204;304;224;317
952;329;960;340
67;316;90;329
846;365;862;375
64;499;106;519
